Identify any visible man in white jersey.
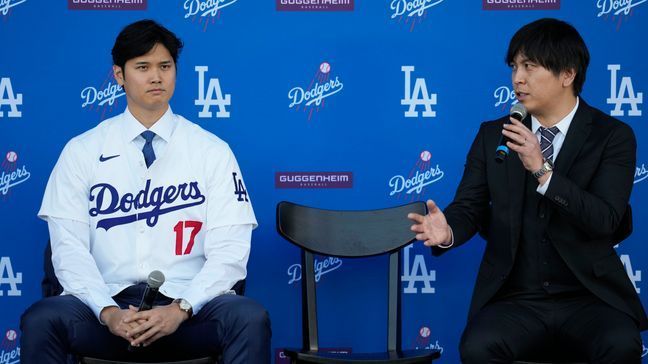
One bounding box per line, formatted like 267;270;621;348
20;19;271;363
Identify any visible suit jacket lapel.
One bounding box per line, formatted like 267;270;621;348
553;100;592;175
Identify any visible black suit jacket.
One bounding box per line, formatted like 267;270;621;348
436;100;648;330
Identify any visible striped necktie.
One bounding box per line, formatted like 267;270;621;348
539;126;560;162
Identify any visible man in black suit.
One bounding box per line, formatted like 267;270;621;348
408;18;647;363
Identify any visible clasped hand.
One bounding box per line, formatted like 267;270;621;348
101;303;188;347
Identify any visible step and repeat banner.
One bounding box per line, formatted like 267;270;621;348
1;1;647;363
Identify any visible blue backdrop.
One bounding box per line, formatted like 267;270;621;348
1;1;647;363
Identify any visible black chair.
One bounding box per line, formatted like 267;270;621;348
276;201;441;364
43;241;247;364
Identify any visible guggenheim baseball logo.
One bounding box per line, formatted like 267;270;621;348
288;62;344;121
276;0;353;11
68;0;146;10
482;0;560;10
275;172;352;189
388;150;444;199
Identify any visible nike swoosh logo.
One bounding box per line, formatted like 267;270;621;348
99;154;120;162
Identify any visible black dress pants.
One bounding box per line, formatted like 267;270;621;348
459;294;642;364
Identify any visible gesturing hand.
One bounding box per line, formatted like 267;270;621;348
408;200;452;247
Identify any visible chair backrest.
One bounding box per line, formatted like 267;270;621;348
276;201;427;353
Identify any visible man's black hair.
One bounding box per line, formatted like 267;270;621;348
506;18;590;96
112;19;183;72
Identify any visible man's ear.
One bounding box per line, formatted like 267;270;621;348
113;65;124;86
561;68;576;88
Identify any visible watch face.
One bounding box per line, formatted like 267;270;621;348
179;300;191;310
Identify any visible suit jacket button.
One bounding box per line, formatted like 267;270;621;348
539;212;545;219
543;281;550;287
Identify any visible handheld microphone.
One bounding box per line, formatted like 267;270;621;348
495;103;527;163
128;270;165;351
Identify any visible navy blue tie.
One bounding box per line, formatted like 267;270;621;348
141;131;156;168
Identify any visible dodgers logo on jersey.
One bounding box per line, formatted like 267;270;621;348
195;66;231;118
607;64;643;117
0;257;22;297
402;66;437;118
389;150;444;200
288;62;344;121
390;0;445;31
89;179;206;230
0;77;22;118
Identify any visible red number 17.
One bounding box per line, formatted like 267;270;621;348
173;220;203;255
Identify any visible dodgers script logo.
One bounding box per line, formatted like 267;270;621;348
195;66;231;118
0;257;22;297
0;0;27;16
184;0;238;30
0;78;22;118
0;151;30;197
89;179;206;231
636;163;648;184
0;328;20;364
287;257;343;284
288;62;344;121
493;85;519;110
390;0;445;31
402;244;436;294
607;64;642;117
597;0;646;17
402;66;437;118
389;150;444;199
80;71;125;120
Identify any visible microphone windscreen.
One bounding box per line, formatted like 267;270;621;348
147;270;165;289
510;103;527;121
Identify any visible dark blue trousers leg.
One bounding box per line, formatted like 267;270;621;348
21;292;271;364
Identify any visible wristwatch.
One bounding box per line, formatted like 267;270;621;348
173;298;193;318
532;159;553;179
